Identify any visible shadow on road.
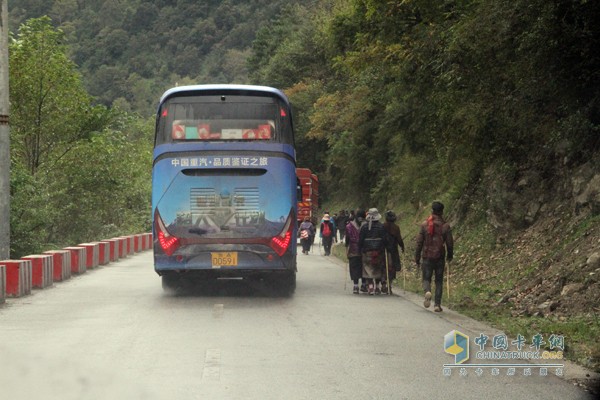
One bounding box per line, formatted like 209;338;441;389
162;277;295;298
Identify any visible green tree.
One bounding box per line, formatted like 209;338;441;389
10;17;110;176
9;16;151;257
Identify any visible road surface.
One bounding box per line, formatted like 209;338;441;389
0;247;595;399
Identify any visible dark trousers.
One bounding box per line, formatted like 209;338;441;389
301;238;311;253
348;256;362;283
422;258;445;306
322;236;333;255
385;248;401;281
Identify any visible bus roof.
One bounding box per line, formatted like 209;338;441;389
158;84;290;108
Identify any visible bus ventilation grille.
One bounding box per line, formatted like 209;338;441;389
190;187;260;224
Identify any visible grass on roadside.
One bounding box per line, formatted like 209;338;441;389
330;242;600;372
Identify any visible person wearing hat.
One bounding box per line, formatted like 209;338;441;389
345;209;367;294
298;216;315;255
358;208;391;295
382;210;405;294
415;201;454;312
320;213;335;256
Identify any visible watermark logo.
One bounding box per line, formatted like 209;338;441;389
444;330;470;364
442;331;565;378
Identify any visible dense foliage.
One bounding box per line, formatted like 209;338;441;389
247;0;600;209
6;0;600;372
9;0;301;116
7;0;600;250
9;17;152;257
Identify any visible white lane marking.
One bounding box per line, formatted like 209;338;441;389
213;303;224;318
202;348;221;381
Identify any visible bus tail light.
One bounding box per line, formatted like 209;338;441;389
155;210;180;256
270;212;294;256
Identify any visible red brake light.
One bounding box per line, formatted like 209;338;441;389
155;210;180;256
158;231;180;256
270;213;294;256
270;230;292;257
280;108;287;117
161;108;168;117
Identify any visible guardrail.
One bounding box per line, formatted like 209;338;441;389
0;264;5;304
0;233;152;303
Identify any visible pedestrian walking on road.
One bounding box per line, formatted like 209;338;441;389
298;217;315;255
415;201;454;312
382;210;405;294
359;208;390;295
320;213;335;256
336;210;348;242
345;209;366;294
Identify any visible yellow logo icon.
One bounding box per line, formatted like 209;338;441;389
444;330;469;364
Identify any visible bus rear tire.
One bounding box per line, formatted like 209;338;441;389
272;271;296;297
161;274;181;292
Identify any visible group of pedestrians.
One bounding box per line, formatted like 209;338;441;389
297;201;453;312
344;202;453;312
297;210;348;256
344;208;404;295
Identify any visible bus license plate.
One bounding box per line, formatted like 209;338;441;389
211;252;238;268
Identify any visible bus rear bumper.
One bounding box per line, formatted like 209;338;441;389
155;248;297;295
153;246;296;277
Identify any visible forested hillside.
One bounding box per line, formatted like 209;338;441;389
9;0;301;115
7;0;600;374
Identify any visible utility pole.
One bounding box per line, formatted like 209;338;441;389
0;0;10;260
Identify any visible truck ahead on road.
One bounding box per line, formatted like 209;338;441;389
296;168;319;226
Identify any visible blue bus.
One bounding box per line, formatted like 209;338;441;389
152;85;297;294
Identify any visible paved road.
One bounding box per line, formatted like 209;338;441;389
0;248;595;399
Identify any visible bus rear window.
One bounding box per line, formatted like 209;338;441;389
155;95;293;145
171;119;273;141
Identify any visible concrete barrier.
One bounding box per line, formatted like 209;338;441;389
21;254;54;289
143;234;149;251
0;232;151;303
44;250;72;282
98;241;109;265
64;247;87;274
122;236;134;256
2;259;32;297
78;243;100;270
101;239;119;262
134;234;142;253
117;237;127;259
136;234;151;252
0;265;5;304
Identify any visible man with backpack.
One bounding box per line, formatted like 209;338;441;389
415;201;454;312
320;213;335;256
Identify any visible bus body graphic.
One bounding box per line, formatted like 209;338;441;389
152;85;297;294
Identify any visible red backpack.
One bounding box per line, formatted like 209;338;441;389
424;216;444;259
322;222;332;237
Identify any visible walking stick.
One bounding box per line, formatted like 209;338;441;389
344;257;349;291
403;252;406;290
446;260;451;300
385;249;391;295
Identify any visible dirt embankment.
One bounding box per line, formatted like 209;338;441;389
448;153;600;372
453;151;600;309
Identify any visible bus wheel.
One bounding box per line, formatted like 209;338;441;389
161;274;181;292
273;271;296;297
